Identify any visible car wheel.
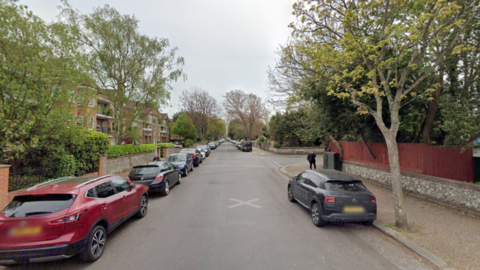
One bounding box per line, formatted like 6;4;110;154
184;168;188;177
178;174;182;185
190;165;194;172
311;203;326;227
80;225;107;262
135;195;148;218
160;181;170;196
288;186;295;202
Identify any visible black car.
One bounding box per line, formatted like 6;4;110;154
288;169;376;227
240;141;252;152
167;153;194;176
128;162;181;196
197;145;211;157
180;148;202;167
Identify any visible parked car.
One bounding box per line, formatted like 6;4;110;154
208;142;217;150
236;141;242;150
241;141;252;152
166;153;194;176
0;175;148;265
197;145;211;157
180;148;203;166
288;169;376;227
198;148;206;160
173;141;182;148
128;162;181;196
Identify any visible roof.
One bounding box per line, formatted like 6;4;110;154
308;169;359;181
160;113;170;120
21;176;112;195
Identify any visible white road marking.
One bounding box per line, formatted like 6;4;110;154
228;198;262;209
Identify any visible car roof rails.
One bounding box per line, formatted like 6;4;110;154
26;176;75;191
75;174;115;188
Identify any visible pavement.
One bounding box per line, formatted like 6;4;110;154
2;143;439;270
278;158;480;270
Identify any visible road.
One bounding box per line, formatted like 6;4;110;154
5;143;434;270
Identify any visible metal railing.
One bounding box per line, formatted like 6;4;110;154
8;167;56;192
96;127;111;134
97;106;112;116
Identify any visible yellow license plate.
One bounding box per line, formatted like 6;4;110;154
10;226;42;236
146;186;150;190
343;206;365;214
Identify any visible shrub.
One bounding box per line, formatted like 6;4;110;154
256;135;269;143
273;142;282;148
107;144;156;158
158;142;174;148
54;154;76;178
184;139;194;148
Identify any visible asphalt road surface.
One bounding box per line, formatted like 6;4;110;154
4;143;434;270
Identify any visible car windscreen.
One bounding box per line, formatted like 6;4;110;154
3;194;76;218
326;181;368;192
167;155;186;162
130;166;160;175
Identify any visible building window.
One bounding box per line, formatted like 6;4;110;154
133;122;138;130
88;98;95;107
110;139;115;145
89;117;94;130
76;115;83;126
77;92;84;106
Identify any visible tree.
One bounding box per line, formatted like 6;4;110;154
227;119;245;140
207;118;226;140
0;0;92;167
61;2;185;144
172;114;197;140
179;87;220;141
223;90;268;140
290;0;480;229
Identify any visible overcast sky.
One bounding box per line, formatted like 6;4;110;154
19;0;296;117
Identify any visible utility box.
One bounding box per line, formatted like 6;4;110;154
323;152;341;171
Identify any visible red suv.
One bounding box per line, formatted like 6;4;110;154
0;175;148;265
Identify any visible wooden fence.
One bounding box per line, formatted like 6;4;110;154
329;142;474;182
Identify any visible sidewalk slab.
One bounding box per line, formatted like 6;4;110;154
281;162;480;270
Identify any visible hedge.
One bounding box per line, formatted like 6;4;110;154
158;142;174;148
107;144;156;158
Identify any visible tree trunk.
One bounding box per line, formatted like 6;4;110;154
421;70;443;144
328;133;343;157
359;128;376;162
384;133;409;230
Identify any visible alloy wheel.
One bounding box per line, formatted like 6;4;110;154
140;196;148;216
91;229;106;258
312;204;319;224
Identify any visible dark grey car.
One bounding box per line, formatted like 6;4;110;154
288;169;377;227
128;162;181;196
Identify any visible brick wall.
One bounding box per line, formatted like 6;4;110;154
0;165;11;209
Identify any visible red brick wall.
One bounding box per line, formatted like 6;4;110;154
0;165;11;209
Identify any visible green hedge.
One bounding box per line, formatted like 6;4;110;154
158;142;174;148
273;142;282;148
108;144;156;158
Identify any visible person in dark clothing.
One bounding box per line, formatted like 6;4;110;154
152;156;160;161
307;151;316;169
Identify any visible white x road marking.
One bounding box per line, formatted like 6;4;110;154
228;198;262;209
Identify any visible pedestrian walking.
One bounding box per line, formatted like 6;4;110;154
307;150;316;169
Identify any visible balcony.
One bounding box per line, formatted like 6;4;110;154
96;106;113;119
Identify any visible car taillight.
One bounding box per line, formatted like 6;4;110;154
155;175;163;181
192;154;197;158
324;196;336;203
126;177;131;182
50;209;87;224
371;196;377;203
